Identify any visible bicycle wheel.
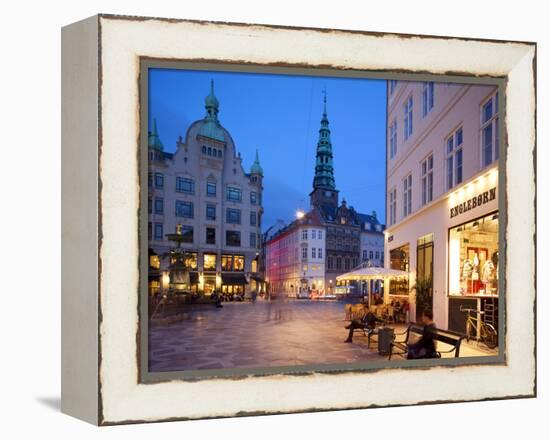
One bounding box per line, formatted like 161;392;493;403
482;324;498;349
466;320;473;342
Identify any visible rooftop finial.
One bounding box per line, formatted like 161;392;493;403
323;88;327;114
148;117;164;151
250;148;263;176
205;79;220;120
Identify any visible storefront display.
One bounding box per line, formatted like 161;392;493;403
389;244;409;295
449;212;499;297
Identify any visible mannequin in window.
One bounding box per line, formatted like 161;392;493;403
472;253;481;293
492;251;499;280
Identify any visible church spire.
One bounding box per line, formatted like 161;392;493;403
312;90;336;191
310;91;338;210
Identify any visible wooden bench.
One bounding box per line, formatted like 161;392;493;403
389;324;464;360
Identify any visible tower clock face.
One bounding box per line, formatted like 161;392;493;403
325;191;332;197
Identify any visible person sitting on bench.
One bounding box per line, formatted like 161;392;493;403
344;307;383;343
407;309;437;359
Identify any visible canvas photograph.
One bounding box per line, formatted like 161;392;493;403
59;14;536;424
142;65;503;376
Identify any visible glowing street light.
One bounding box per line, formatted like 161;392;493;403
296;210;305;219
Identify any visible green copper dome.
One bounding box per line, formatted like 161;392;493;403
205;79;219;109
199;120;225;142
148;118;164;151
198;80;225;142
250;149;263;176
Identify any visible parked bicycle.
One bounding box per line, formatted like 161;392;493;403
460;306;498;349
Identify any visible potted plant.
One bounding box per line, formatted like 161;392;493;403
410;277;433;321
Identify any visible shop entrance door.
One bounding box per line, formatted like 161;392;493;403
416;234;434;318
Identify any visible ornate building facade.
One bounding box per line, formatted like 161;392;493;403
266;93;385;296
308;94;385;294
148;81;264;298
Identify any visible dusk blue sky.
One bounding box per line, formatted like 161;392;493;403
149;68;387;231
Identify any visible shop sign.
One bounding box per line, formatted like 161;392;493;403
450;187;497;218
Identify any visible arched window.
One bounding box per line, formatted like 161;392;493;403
208;147;212;156
202;145;207;154
218;149;222;158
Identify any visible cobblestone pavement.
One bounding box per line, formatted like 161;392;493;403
149;299;384;372
148;298;496;372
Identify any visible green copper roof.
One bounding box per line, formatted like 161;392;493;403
148;118;164;151
250;149;263;176
198;80;225;142
312;91;336;190
205;79;219;110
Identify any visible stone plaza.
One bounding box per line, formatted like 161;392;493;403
149;299;495;372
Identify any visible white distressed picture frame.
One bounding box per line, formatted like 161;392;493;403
61;14;536;425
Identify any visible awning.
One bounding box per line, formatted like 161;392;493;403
148;271;160;281
221;273;248;285
250;274;265;283
336;267;410;282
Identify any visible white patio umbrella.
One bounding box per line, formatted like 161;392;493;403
336;267;410;306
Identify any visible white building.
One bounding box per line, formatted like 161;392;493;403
148;81;264;298
265;210;326;297
358;211;385;267
385;79;500;335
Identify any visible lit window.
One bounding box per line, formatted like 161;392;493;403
233;255;245;271
203;252;216;269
